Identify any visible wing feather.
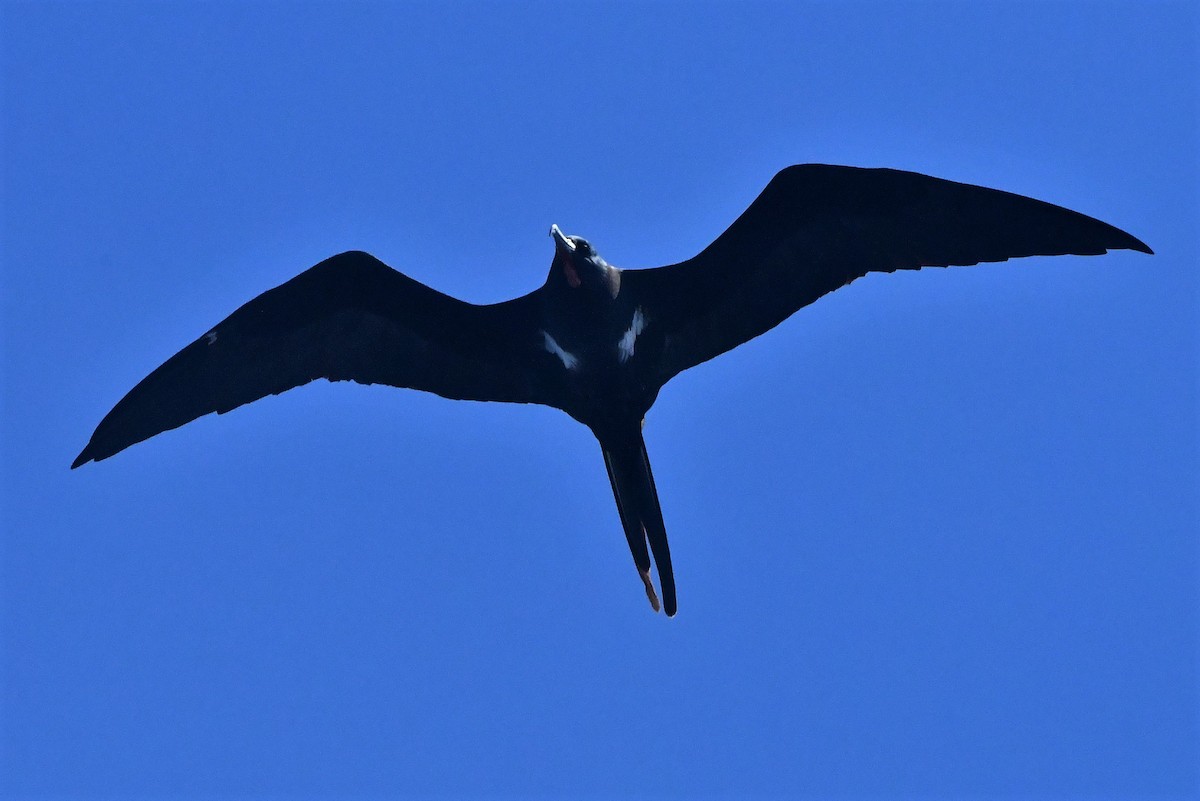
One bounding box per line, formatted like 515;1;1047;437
73;251;548;467
624;165;1152;384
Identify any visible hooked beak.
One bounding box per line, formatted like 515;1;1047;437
549;224;576;253
550;224;581;287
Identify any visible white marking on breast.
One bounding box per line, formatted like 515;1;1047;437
617;307;646;363
203;329;218;345
541;330;580;371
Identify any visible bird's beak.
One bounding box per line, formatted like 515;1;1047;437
550;224;576;253
550;224;581;287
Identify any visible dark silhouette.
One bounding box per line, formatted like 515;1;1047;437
72;165;1152;616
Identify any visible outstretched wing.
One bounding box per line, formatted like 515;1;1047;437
73;250;550;467
623;164;1153;385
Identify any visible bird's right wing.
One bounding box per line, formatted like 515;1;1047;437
73;251;552;467
622;164;1153;386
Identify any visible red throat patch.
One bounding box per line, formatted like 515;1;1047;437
562;258;581;288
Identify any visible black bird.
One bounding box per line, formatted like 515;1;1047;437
72;164;1152;616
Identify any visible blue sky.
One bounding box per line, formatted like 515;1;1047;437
2;1;1196;798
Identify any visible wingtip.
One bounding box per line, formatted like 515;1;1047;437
1112;228;1153;255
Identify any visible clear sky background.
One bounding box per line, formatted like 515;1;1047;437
2;2;1196;798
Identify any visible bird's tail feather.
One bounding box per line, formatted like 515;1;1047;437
601;429;677;617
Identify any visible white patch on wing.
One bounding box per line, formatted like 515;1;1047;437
617;307;646;363
203;329;218;345
541;330;580;371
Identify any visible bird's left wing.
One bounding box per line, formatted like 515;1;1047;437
621;164;1153;387
73;251;551;467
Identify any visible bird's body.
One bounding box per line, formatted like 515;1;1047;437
73;165;1152;617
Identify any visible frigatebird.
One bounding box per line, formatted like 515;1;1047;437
72;164;1152;616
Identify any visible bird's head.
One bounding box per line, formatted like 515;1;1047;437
550;224;620;298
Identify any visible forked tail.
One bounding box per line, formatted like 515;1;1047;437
600;428;677;616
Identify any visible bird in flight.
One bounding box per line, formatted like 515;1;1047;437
72;164;1152;616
